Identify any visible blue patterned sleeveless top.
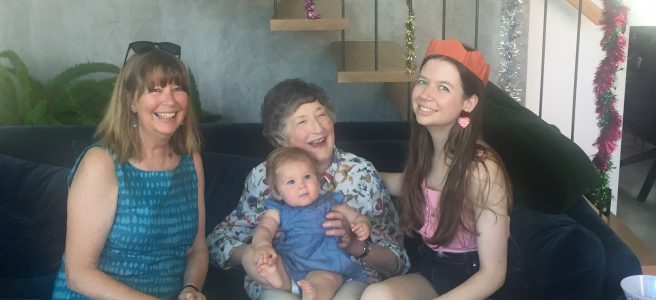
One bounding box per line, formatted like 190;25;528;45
52;146;198;299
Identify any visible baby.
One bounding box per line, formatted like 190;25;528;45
250;147;370;300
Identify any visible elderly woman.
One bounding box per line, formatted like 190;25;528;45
207;78;409;299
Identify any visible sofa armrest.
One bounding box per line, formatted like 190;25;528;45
577;196;656;275
0;154;69;299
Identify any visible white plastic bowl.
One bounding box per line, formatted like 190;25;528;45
621;275;656;300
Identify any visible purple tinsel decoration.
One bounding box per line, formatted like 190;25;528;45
305;0;320;20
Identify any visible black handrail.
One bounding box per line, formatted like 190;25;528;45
539;0;549;117
374;0;379;71
273;0;278;18
442;0;447;39
571;0;584;141
475;0;480;49
341;0;346;71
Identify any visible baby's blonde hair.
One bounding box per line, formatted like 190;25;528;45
265;147;321;197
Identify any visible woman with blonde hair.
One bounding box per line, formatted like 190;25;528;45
52;41;208;300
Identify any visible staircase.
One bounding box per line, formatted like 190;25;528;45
270;0;348;31
566;0;602;25
270;0;416;84
270;0;416;119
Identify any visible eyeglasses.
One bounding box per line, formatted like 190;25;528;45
123;41;181;66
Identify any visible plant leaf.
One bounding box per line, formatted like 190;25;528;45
24;99;49;125
45;62;119;102
0;101;20;125
51;79;114;124
0;50;36;117
0;64;20;123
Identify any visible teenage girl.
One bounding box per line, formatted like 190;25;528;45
361;39;514;300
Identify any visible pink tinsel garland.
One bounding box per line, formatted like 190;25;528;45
305;0;320;20
589;0;628;214
591;0;628;172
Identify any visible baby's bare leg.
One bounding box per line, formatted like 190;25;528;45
242;244;291;291
297;270;343;300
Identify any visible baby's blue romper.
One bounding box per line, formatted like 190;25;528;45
264;192;366;283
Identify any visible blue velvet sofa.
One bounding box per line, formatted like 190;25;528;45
0;84;641;299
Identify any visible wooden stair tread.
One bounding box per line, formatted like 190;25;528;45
271;0;348;31
566;0;602;25
334;41;418;83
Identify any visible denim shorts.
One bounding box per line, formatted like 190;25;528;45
417;238;528;299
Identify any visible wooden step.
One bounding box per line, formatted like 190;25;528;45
271;0;348;31
333;41;418;83
566;0;602;25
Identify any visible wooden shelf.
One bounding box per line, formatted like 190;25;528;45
567;0;602;25
271;0;348;31
333;41;418;83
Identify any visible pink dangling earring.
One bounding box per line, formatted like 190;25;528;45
457;110;471;128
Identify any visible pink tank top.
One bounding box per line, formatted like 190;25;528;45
417;183;477;253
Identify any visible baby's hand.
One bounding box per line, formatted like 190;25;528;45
254;245;278;267
351;221;370;241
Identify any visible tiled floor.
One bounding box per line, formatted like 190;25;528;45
616;131;656;252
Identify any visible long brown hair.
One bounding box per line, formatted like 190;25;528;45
399;55;511;246
96;50;200;162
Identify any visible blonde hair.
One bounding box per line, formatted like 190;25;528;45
96;50;200;162
265;147;321;197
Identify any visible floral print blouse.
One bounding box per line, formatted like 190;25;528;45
207;147;409;299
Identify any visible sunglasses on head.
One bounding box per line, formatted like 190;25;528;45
123;41;181;66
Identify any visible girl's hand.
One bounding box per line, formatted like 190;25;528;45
351;221;370;241
323;211;352;249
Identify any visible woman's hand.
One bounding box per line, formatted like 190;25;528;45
323;210;353;249
178;288;206;300
323;210;367;256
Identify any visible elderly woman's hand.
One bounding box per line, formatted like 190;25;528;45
323;210;360;250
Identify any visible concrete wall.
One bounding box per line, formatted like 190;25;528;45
0;0;514;123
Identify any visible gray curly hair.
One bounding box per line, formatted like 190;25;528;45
260;79;334;147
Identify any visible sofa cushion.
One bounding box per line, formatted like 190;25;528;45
0;125;95;167
483;83;601;213
200;124;273;158
337;140;408;173
510;203;606;299
201;151;263;235
201;151;262;300
0;154;69;299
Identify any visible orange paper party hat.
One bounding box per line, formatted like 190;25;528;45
425;39;490;86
